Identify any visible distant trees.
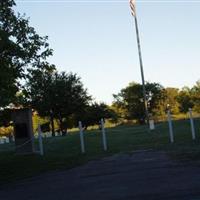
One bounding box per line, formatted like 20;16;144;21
164;88;180;114
112;80;200;123
0;0;52;107
76;102;118;129
177;87;194;113
176;82;200;113
191;81;200;112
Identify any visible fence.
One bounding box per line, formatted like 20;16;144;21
0;109;200;155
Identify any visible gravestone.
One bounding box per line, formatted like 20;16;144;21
12;108;35;154
149;120;155;130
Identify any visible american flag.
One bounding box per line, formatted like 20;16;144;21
129;0;136;16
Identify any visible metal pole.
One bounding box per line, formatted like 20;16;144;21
167;110;174;143
101;119;107;151
189;108;196;140
79;121;85;153
38;124;44;156
133;15;149;124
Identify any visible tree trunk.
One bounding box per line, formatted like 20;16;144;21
50;114;55;137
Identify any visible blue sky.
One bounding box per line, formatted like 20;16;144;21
15;0;200;104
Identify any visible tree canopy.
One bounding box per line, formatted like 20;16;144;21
76;102;117;129
24;68;91;135
0;0;52;107
113;82;165;123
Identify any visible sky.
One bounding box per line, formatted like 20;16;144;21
15;0;200;104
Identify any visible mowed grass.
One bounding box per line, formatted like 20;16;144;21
0;118;200;185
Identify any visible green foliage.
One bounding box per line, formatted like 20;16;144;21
164;88;180;114
191;81;200;112
0;0;52;107
113;82;165;123
0;109;12;127
177;87;194;113
24;69;91;133
77;102;118;128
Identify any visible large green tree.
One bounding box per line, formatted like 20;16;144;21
24;69;91;135
0;0;52;107
177;87;194;113
113;82;165;123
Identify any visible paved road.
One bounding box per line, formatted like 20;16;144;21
1;151;200;200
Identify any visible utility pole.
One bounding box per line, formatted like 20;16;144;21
130;0;149;124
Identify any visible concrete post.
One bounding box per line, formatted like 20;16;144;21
79;121;85;153
167;110;174;143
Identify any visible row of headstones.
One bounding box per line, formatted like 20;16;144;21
0;137;10;144
34;131;65;139
0;132;55;144
34;132;52;138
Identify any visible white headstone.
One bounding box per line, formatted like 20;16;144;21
5;137;9;143
149;120;155;130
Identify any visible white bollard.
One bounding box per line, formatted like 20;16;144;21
101;119;108;151
189;108;196;140
79;121;85;153
0;138;3;144
38;124;44;156
167;110;174;143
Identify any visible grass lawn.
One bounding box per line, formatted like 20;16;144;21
0;118;200;185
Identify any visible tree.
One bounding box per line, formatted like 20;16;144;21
164;88;180;114
177;82;200;114
24;69;91;136
77;102;117;129
22;66;56;134
52;72;91;135
0;109;12;127
0;0;52;107
177;87;194;113
191;81;200;112
113;82;165;123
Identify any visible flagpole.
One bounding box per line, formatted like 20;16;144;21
133;14;149;124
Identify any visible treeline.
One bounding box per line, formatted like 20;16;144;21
112;81;200;123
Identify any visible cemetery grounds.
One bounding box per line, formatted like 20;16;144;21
0;117;200;185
